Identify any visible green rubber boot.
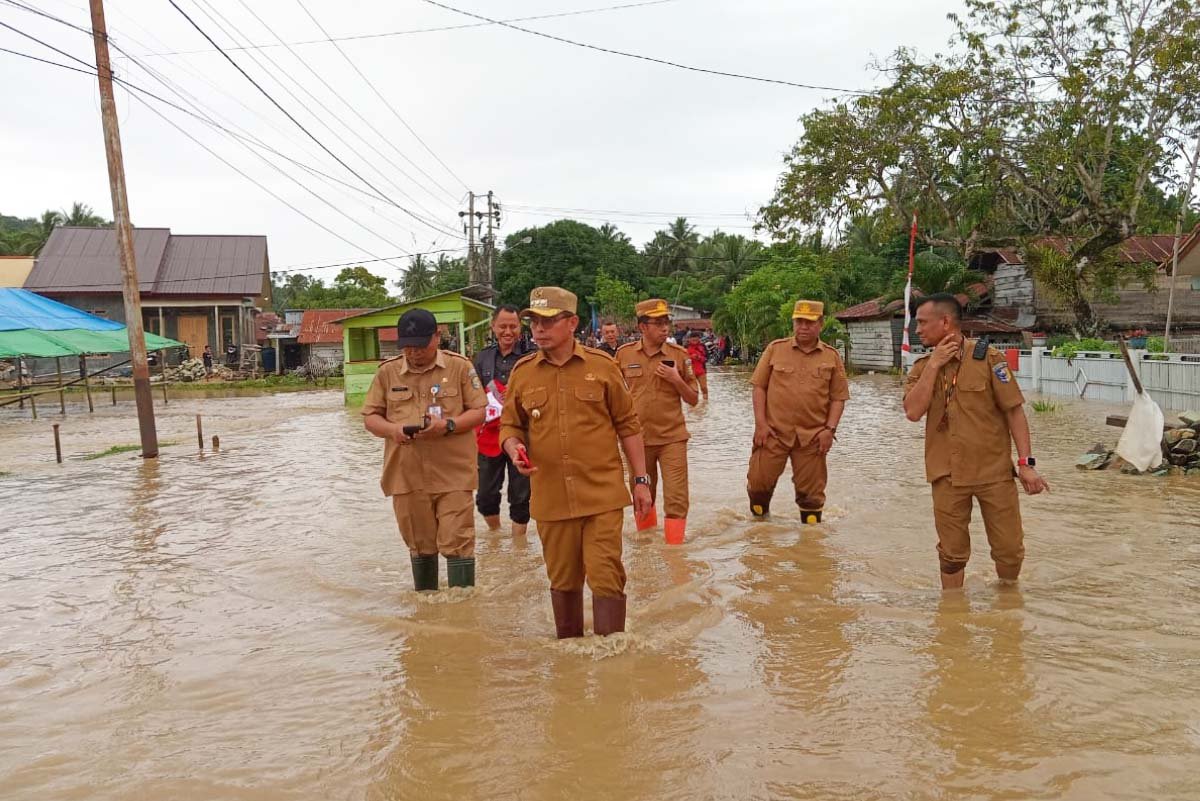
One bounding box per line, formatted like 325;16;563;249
410;554;439;591
446;556;476;588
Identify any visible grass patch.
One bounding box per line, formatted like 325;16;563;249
0;471;11;478
82;441;177;460
1031;400;1059;413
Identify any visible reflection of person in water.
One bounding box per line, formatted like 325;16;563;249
924;592;1034;785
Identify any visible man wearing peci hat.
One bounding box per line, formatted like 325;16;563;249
746;300;850;524
362;308;488;591
616;298;700;544
499;286;654;638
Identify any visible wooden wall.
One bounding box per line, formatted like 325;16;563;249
846;318;896;370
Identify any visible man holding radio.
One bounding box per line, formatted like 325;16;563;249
616;298;699;543
363;308;488;592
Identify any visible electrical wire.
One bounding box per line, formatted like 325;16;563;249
293;0;470;195
165;0;464;239
420;0;871;95
136;0;682;57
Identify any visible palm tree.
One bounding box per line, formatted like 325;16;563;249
59;202;107;227
642;218;699;277
17;211;63;256
841;213;888;255
598;223;629;245
400;254;435;299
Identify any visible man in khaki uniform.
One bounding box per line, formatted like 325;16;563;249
363;308;488;591
747;300;850;523
500;286;653;638
615;298;699;544
903;293;1049;589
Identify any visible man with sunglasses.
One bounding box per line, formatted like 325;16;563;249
616;298;699;544
499;286;653;638
904;293;1049;590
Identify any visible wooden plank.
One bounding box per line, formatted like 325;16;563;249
1106;414;1176;430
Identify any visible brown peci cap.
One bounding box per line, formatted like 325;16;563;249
635;298;671;318
522;286;578;317
792;299;824;321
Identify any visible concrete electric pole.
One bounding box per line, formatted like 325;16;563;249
89;0;158;458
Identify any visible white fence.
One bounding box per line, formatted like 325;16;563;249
903;347;1200;411
1014;349;1200;411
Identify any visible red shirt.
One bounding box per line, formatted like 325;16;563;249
687;342;707;377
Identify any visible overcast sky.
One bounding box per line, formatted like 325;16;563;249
1;0;961;288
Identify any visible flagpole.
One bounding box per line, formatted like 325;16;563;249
901;211;918;365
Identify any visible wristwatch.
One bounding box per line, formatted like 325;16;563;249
634;475;651;486
444;418;457;435
1017;456;1036;467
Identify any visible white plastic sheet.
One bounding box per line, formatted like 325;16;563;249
1116;391;1165;471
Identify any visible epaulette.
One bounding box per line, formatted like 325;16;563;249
510;351;539;371
615;342;639;352
441;349;471;363
768;337;791;348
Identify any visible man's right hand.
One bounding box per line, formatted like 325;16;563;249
390;423;413;444
752;423;777;449
504;439;538;476
929;336;962;369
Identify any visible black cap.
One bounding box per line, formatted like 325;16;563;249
396;308;438;347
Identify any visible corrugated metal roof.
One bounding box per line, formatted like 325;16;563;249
24;226;267;297
835;281;991;321
298;309;399;345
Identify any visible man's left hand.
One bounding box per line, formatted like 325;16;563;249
1018;465;1049;495
654;363;683;386
416;416;448;437
815;428;835;455
632;484;653;520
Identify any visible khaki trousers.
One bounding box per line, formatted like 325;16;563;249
931;478;1024;578
696;372;709;397
392;490;476;558
746;434;827;512
536;509;626;598
629;440;690;519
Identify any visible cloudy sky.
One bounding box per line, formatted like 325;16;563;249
1;0;961;287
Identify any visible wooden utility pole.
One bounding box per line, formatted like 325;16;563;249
466;191;478;285
1165;136;1200;351
485;190;499;293
89;0;158;457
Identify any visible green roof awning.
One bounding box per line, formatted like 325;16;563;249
0;328;183;358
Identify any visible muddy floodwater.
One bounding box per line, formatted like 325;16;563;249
2;370;1199;800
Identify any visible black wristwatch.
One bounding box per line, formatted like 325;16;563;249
444;418;457;435
634;475;651;486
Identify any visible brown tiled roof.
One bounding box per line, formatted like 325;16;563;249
298;309;398;345
835;281;991;322
25;226;267;297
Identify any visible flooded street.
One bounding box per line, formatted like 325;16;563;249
2;371;1200;800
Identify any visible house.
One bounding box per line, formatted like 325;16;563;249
337;288;494;405
24;226;270;365
296;308;398;374
835;282;1023;371
0;256;35;288
973;231;1200;331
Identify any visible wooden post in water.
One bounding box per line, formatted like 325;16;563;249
17;357;24;410
196;414;204;450
212;435;220;451
52;423;62;464
81;356;94;413
111;385;117;405
160;350;168;405
30;391;38;419
89;0;158;458
55;357;66;414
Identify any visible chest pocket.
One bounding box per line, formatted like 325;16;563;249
435;383;462;414
957;366;989;393
574;385;604;403
813;364;834;380
772;364;796;379
621;364;645;386
387;386;419;420
521;387;549;423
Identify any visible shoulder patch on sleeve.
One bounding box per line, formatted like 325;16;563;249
993;362;1013;383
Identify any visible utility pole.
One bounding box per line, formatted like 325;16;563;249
89;0;158;457
484;190;500;293
466;191;477;284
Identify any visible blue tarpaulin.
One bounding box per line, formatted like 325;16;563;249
0;288;124;331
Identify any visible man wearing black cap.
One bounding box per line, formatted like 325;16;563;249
362;308;488;591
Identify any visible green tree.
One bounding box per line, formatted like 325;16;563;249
590;269;639;323
711;254;836;351
642;217;700;277
59;202;107;227
759;0;1200;334
272;266;393;309
399;254;435;299
495;220;644;308
430;254;469;292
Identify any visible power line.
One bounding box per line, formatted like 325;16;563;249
0;40;416;270
293;0;470;195
420;0;872;95
165;0;463;240
0;0;447;246
183;0;461;221
507;202;755;219
136;0;682;57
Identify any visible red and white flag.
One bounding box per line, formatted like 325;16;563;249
901;211;918;354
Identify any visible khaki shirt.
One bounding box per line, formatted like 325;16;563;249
904;341;1025;486
499;342;642;521
750;338;851;446
614;339;696;446
361;350;487;496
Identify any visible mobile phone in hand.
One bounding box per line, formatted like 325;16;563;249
661;359;675;367
515;445;534;469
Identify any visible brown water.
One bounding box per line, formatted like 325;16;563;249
2;372;1199;800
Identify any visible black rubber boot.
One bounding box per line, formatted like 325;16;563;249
446;556;476;588
800;509;823;524
593;595;627;636
410;554;439;591
749;491;772;518
550;589;584;639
